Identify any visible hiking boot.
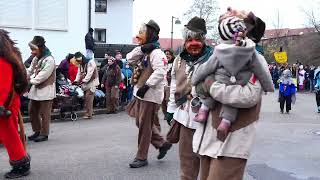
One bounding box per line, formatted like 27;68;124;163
157;142;172;160
33;135;48;142
129;159;148;168
5;155;31;179
27;132;40;141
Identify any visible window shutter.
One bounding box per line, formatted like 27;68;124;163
0;0;32;28
34;0;68;31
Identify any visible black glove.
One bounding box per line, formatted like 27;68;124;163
0;106;5;116
136;85;150;98
0;106;11;118
166;112;174;125
141;43;158;54
175;94;188;106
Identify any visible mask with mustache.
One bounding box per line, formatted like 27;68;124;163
185;39;204;56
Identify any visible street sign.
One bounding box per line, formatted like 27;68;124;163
274;52;288;64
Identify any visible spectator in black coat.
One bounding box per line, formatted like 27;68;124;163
85;28;95;60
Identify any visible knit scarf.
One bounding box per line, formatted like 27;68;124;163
151;41;160;49
179;45;213;74
180;45;213;65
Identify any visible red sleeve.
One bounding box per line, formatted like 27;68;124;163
0;58;13;106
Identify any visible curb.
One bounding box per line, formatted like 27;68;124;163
23;108;110;123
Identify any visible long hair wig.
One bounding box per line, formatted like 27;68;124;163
182;27;206;42
0;29;28;94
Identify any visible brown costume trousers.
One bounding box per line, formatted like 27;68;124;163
84;90;94;117
200;156;247;180
134;98;165;160
29;100;53;136
179;125;200;180
105;86;119;113
161;87;170;119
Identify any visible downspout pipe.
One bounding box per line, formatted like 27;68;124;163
88;0;92;29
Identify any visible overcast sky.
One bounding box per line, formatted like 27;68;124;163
133;0;319;39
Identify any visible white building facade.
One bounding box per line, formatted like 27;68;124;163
0;0;133;62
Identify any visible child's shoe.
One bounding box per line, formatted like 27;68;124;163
194;107;209;123
217;119;231;142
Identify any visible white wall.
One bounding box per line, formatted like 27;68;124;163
1;0;89;63
95;0;133;44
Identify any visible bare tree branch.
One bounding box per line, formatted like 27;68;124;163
184;0;220;40
302;4;320;34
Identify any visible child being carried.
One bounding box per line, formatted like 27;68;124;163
191;15;274;141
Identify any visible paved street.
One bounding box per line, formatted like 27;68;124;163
1;92;320;180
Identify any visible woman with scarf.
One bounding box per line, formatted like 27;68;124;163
74;52;99;119
27;36;56;142
126;20;172;168
101;56;122;114
0;29;30;179
278;69;296;113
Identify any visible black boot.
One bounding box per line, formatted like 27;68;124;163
5;155;31;179
157;142;172;160
34;135;48;142
27;132;40;141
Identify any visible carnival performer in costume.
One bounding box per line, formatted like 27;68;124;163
192;8;269;180
0;29;31;179
27;36;56;142
126;20;172;168
191;14;274;141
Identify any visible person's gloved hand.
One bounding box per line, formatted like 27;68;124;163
166;112;174;125
195;75;215;97
136;85;150;98
0;106;5;116
175;94;188;106
141;43;158;54
0;106;11;118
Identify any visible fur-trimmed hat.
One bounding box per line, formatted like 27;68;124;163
28;36;45;49
146;20;160;34
185;17;207;35
218;16;246;41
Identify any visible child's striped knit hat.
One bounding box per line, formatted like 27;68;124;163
218;16;246;41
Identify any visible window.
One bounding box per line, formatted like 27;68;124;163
0;0;32;28
94;28;106;43
95;0;107;13
34;0;68;31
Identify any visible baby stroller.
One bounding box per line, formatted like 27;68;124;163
53;73;84;121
